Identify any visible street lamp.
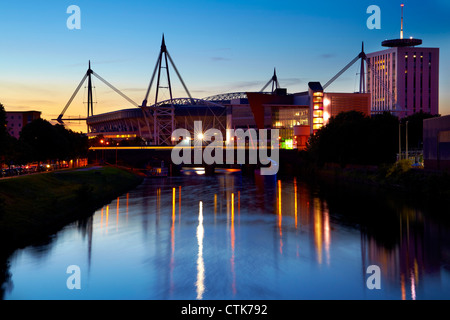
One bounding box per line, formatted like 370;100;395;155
406;121;409;161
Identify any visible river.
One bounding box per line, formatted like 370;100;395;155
2;168;450;300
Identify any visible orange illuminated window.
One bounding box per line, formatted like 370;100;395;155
313;124;323;130
313;110;323;117
313;118;323;124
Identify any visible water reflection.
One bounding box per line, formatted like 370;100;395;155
320;182;450;300
1;170;450;300
231;193;236;295
170;188;176;294
196;201;205;300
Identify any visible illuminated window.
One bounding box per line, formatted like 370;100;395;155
313;124;323;130
313;110;323;118
313;97;323;103
313;118;323;124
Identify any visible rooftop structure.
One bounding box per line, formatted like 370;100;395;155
367;4;439;118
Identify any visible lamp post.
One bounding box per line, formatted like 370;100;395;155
406;121;409;161
399;123;402;161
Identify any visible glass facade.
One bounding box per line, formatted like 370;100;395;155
272;107;309;146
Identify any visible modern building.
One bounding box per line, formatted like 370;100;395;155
86;99;227;143
86;80;372;151
64;36;374;149
5;111;41;139
366;4;439;118
240;82;371;150
423;115;450;171
366;46;439;118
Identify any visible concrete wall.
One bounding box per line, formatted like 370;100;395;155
423;115;450;171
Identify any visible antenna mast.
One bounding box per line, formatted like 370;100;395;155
400;4;404;39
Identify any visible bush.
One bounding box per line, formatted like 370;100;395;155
386;159;413;179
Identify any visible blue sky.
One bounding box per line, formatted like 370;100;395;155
1;0;449;132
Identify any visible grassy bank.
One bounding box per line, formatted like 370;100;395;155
0;166;144;251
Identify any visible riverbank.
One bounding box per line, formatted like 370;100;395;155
278;150;450;206
299;163;450;208
0;166;144;252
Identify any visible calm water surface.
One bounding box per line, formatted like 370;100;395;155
2;169;450;300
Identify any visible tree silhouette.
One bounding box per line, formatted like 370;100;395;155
307;111;400;167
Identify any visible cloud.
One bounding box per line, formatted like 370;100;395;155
211;56;231;62
121;88;146;92
4;100;57;109
279;78;304;86
63;59;131;68
319;53;337;59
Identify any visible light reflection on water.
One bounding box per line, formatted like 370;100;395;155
2;169;450;300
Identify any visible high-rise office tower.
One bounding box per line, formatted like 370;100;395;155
366;4;439;118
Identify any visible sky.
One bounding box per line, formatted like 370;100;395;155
1;0;449;133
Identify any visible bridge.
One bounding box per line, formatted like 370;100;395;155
89;144;299;176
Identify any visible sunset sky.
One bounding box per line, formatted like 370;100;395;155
1;0;449;133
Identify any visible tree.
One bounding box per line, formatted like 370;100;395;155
0;103;13;167
19;119;88;164
19;119;60;164
306;111;399;167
